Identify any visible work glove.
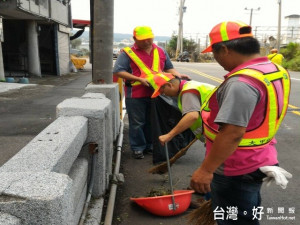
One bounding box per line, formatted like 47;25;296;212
259;166;292;189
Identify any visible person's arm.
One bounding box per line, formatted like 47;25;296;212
159;92;200;145
163;49;191;79
159;111;199;145
113;52;150;87
165;68;190;79
190;124;246;193
164;68;180;77
113;71;150;87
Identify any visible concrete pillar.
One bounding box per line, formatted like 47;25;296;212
56;97;113;197
0;42;4;81
27;20;41;77
85;83;120;141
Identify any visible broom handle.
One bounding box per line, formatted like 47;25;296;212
169;137;197;164
165;143;176;211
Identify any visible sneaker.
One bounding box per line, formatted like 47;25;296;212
144;149;153;154
132;150;144;159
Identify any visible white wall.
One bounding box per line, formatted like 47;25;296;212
58;25;71;75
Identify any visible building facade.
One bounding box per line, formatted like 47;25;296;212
0;0;72;77
284;14;300;44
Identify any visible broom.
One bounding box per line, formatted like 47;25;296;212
148;137;197;174
187;199;215;225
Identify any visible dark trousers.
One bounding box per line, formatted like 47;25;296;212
211;170;266;225
125;97;152;152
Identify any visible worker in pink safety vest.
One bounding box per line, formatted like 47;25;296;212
190;21;292;225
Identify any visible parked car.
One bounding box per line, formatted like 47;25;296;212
176;51;190;62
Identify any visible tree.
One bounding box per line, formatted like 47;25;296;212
71;38;82;49
167;35;178;58
166;35;197;59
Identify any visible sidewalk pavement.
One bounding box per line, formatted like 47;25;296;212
0;72;90;94
0;70;93;166
0;82;37;93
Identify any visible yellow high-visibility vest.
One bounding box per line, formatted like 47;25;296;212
123;47;161;89
178;81;215;141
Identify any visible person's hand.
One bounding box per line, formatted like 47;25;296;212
259;166;292;189
159;134;172;146
190;167;213;193
176;74;191;79
138;78;150;87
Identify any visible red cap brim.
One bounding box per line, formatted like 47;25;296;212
201;45;212;53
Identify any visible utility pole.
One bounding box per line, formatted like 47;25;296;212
276;0;282;51
175;0;186;58
0;17;5;81
180;14;185;54
244;7;260;26
91;0;114;84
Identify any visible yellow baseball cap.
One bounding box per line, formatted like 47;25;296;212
133;26;154;40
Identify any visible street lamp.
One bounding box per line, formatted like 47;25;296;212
244;7;260;26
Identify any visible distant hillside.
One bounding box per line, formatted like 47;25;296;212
114;33;171;42
75;30;171;42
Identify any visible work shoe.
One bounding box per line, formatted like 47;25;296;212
132;150;144;159
144;149;153;154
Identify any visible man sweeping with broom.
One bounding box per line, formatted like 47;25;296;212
189;21;292;225
149;75;215;152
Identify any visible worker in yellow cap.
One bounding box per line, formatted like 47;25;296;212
267;48;284;65
113;26;189;159
191;21;291;224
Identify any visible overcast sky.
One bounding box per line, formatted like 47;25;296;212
71;0;300;38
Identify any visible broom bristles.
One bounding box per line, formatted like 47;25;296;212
148;138;197;174
187;199;215;225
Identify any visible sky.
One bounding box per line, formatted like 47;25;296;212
71;0;300;39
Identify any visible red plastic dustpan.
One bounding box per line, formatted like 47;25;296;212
131;143;194;216
130;189;194;216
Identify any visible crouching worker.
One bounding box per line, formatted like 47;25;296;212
149;75;215;145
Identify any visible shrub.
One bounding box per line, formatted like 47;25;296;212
283;57;300;71
281;42;300;71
